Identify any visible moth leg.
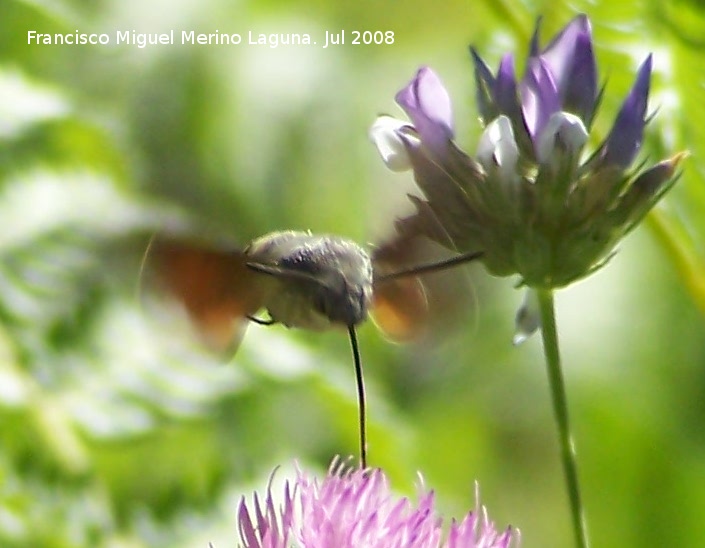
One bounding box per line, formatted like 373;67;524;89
247;314;276;326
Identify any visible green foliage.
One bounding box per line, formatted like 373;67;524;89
1;0;705;546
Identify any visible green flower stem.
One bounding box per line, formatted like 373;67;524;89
537;288;589;548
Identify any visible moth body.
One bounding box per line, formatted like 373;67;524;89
245;231;374;330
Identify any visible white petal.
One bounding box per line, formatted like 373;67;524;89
476;115;519;178
369;115;416;172
536;111;588;164
513;288;540;345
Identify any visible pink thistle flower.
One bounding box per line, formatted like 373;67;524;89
235;458;517;548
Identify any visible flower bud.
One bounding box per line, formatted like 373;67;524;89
476;115;519;179
369;115;416;172
536;111;588;165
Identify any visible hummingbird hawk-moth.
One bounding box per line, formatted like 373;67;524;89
143;228;482;468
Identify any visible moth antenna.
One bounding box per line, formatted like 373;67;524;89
347;325;367;469
376;250;484;282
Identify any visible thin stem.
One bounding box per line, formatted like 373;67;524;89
347;325;367;469
536;289;589;548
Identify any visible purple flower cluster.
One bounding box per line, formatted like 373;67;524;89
236;459;516;548
371;15;683;293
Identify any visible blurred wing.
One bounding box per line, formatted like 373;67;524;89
370;219;478;342
371;275;428;342
143;237;266;352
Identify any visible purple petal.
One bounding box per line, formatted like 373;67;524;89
494;54;518;116
238;497;261;547
540;15;590;86
540;15;597;121
520;57;560;145
395;66;454;150
563;30;598;121
281;481;296;530
600;55;652;168
253;492;266;535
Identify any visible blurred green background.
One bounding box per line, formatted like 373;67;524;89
1;0;705;546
